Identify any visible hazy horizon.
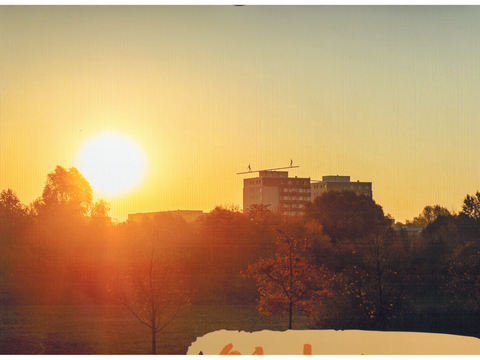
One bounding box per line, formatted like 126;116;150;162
1;6;479;222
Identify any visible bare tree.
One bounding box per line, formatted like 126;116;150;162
115;228;190;354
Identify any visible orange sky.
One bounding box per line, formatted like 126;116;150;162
1;6;480;222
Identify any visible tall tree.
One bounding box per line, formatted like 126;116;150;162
407;205;451;228
0;188;28;240
90;199;110;218
461;191;480;220
0;189;27;218
25;167;111;304
0;189;28;304
305;190;388;244
355;230;415;330
448;242;480;312
33;165;93;219
114;220;190;354
195;206;259;305
245;223;332;329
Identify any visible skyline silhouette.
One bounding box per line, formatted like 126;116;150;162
1;6;479;223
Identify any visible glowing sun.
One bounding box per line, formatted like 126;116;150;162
76;131;147;196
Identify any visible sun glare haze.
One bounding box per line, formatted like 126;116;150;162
1;6;480;222
76;131;147;197
4;6;480;356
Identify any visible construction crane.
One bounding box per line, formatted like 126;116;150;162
237;164;299;175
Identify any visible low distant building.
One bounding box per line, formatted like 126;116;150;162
243;170;311;216
311;175;372;200
393;224;423;235
128;210;204;223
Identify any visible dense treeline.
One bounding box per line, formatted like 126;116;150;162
2;165;480;338
0;166;277;307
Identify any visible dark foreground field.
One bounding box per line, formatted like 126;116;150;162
0;304;311;354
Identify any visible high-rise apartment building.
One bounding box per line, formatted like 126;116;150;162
310;175;372;200
243;170;311;216
243;172;373;215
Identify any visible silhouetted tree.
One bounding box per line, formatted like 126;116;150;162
315;228;417;331
0;188;28;243
90;199;110;218
0;189;29;304
0;189;27;218
448;242;480;312
115;230;190;354
32;165;93;220
194;206;260;304
407;205;451;228
461;191;480;220
356;230;416;330
19;166;114;305
305;190;388;244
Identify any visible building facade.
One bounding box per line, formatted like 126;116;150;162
310;175;372;200
243;170;311;216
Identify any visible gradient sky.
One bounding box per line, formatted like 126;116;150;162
1;6;479;222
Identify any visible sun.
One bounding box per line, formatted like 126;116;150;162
76;131;147;197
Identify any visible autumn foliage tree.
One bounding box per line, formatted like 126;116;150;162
245;223;332;329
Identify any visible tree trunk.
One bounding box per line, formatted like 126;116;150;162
151;327;156;354
288;301;293;329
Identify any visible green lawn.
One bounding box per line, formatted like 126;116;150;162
0;304;312;354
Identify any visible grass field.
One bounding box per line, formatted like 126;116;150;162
0;304;312;354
